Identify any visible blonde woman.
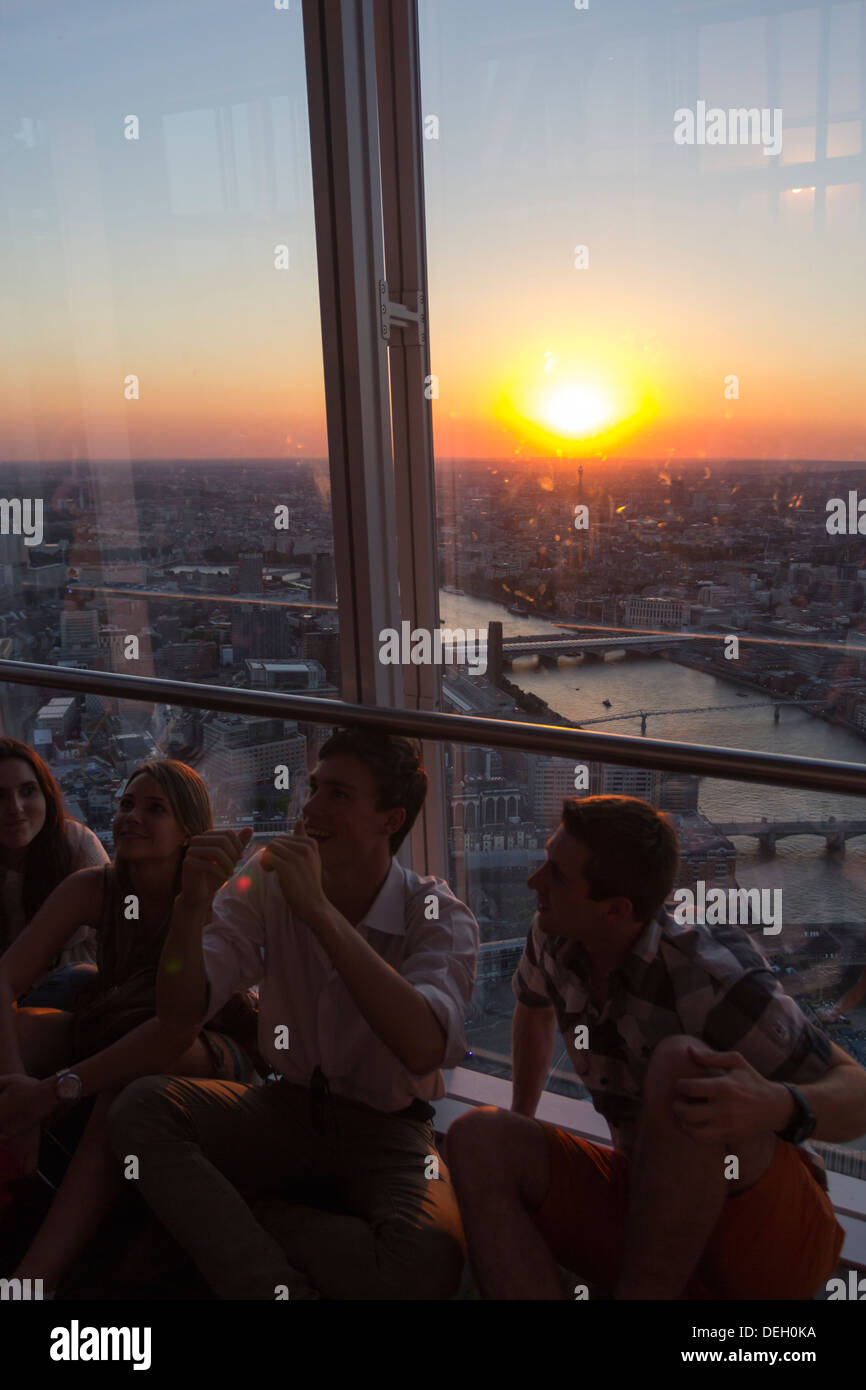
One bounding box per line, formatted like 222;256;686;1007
0;759;254;1296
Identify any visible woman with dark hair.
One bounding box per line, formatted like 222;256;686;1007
0;758;257;1296
0;738;107;1008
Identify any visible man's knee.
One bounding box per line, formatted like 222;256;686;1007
645;1034;715;1087
106;1074;177;1156
447;1106;519;1186
447;1106;549;1208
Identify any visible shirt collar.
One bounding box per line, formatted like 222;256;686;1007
356;858;407;936
558;909;665;985
615;910;665;989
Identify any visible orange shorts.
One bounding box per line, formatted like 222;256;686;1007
532;1127;844;1300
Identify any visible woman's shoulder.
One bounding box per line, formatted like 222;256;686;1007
64;819;111;868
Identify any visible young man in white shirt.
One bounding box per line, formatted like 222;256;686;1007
106;730;479;1300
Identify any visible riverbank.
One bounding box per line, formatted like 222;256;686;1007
497;674;576;727
667;649;866;748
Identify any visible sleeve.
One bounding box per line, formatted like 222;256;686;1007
58;822;110;967
201;851;269;1020
511;915;553;1008
401;879;479;1069
65;822;111;870
697;965;834;1083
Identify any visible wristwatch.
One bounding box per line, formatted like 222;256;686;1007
54;1070;84;1106
776;1082;816;1144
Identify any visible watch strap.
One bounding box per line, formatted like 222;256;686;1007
776;1082;816;1144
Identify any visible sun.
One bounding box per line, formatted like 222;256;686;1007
541;383;615;438
493;349;655;455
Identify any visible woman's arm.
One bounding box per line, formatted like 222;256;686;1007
0;1013;202;1141
58;1014;202;1099
57;825;109;968
0;867;105;1000
0;972;25;1076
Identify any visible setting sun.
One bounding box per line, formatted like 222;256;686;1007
541;383;616;438
492;348;655;456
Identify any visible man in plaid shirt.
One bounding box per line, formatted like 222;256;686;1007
448;795;866;1299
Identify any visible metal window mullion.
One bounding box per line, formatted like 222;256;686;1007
302;0;403;712
373;0;449;878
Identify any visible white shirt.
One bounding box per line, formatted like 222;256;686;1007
202;850;479;1112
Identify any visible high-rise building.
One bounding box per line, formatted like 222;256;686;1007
312;549;336;605
201;715;306;805
530;756;582;833
0;531;27;598
61;609;99;649
599;764;657;800
237;551;264;595
232;605;295;662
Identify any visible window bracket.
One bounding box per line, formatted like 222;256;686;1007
378;280;426;345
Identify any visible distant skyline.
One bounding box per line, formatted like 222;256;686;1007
0;0;863;465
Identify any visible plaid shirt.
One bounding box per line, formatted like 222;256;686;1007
512;909;834;1156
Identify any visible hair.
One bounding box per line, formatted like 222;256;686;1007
123;759;213;838
121;759;213;888
560;794;680;926
317;729;428;854
0;737;75;923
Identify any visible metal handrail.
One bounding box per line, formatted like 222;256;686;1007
1;657;865;796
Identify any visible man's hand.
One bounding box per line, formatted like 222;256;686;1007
261;821;329;925
0;1074;56;1140
180;827;254;911
671;1047;792;1143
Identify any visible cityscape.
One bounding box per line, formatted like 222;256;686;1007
1;452;865;1142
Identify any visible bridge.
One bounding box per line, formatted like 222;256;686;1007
500;632;701;665
576;700;826;734
716;817;866;858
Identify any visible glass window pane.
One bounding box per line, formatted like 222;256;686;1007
446;735;866;1173
0;0;339;822
419;0;866;757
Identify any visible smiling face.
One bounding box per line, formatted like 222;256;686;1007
112;772;188;865
301;754;406;870
0;758;47;860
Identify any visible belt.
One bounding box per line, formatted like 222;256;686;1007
394;1097;435;1122
308;1067;433;1131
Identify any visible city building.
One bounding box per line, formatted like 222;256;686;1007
624;596;691;629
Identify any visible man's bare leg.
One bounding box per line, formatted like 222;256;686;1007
447;1107;565;1299
615;1034;777;1300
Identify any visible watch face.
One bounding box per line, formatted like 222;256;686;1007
57;1072;81;1102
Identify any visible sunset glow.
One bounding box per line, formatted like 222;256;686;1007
0;0;862;466
541;383;615;438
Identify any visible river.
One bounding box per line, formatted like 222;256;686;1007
440;591;866;927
